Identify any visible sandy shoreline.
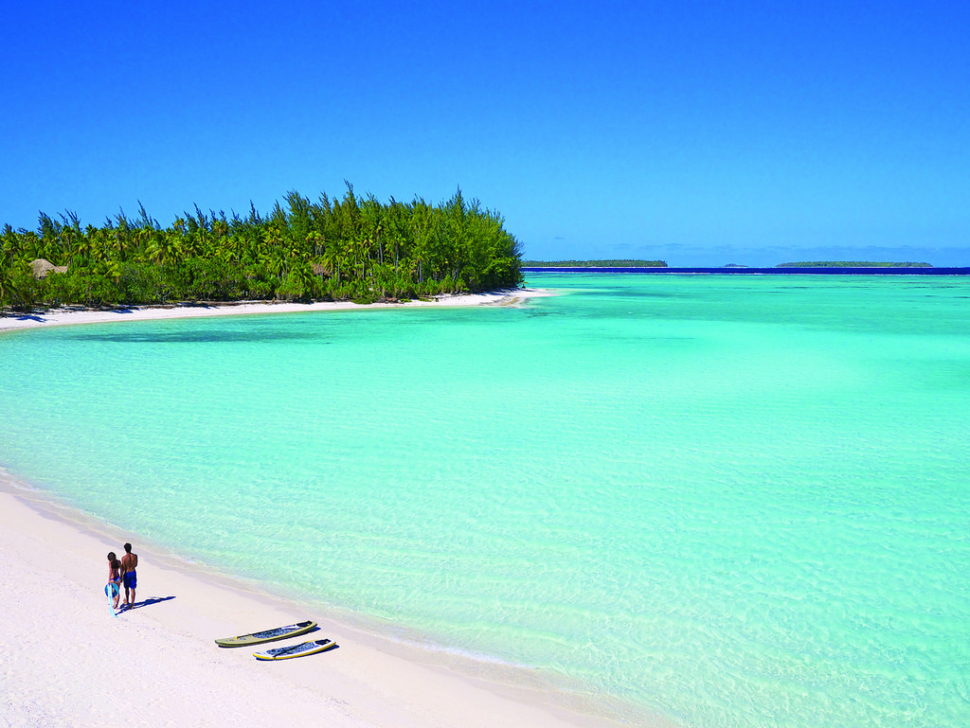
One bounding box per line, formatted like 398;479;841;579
0;288;674;728
0;471;671;728
0;288;552;334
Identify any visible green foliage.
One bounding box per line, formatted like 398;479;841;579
523;259;668;267
0;187;523;311
776;261;933;268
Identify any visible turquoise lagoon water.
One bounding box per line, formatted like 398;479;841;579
1;273;969;727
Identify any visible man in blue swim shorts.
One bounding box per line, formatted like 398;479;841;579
121;542;138;609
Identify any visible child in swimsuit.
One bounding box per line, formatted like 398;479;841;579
106;552;122;610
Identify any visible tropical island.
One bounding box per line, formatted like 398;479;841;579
0;185;523;312
523;259;667;267
776;261;933;267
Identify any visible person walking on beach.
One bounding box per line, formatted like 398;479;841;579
121;542;138;609
106;552;122;610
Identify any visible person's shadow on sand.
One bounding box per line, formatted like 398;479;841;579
121;596;175;611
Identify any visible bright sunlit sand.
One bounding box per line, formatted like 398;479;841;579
0;288;554;334
0;286;665;728
3;274;969;728
4;2;968;726
0;473;661;728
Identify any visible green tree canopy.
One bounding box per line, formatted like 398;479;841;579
1;187;523;311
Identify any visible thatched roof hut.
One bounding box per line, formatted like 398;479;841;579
30;259;69;279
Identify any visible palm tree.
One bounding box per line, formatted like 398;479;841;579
147;230;184;267
321;241;343;284
0;184;523;308
0;245;20;310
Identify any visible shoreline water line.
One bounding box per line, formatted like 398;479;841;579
0;287;556;335
3;273;967;728
0;286;665;728
0;464;672;728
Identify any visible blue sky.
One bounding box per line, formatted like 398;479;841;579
2;1;968;266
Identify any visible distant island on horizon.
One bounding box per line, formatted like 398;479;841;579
525;260;935;269
775;261;933;268
523;259;668;267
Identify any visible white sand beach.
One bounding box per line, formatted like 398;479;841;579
0;288;552;334
0;287;673;728
0;475;672;728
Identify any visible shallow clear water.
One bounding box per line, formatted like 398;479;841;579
1;274;969;728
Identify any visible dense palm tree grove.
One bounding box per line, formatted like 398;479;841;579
0;185;523;311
